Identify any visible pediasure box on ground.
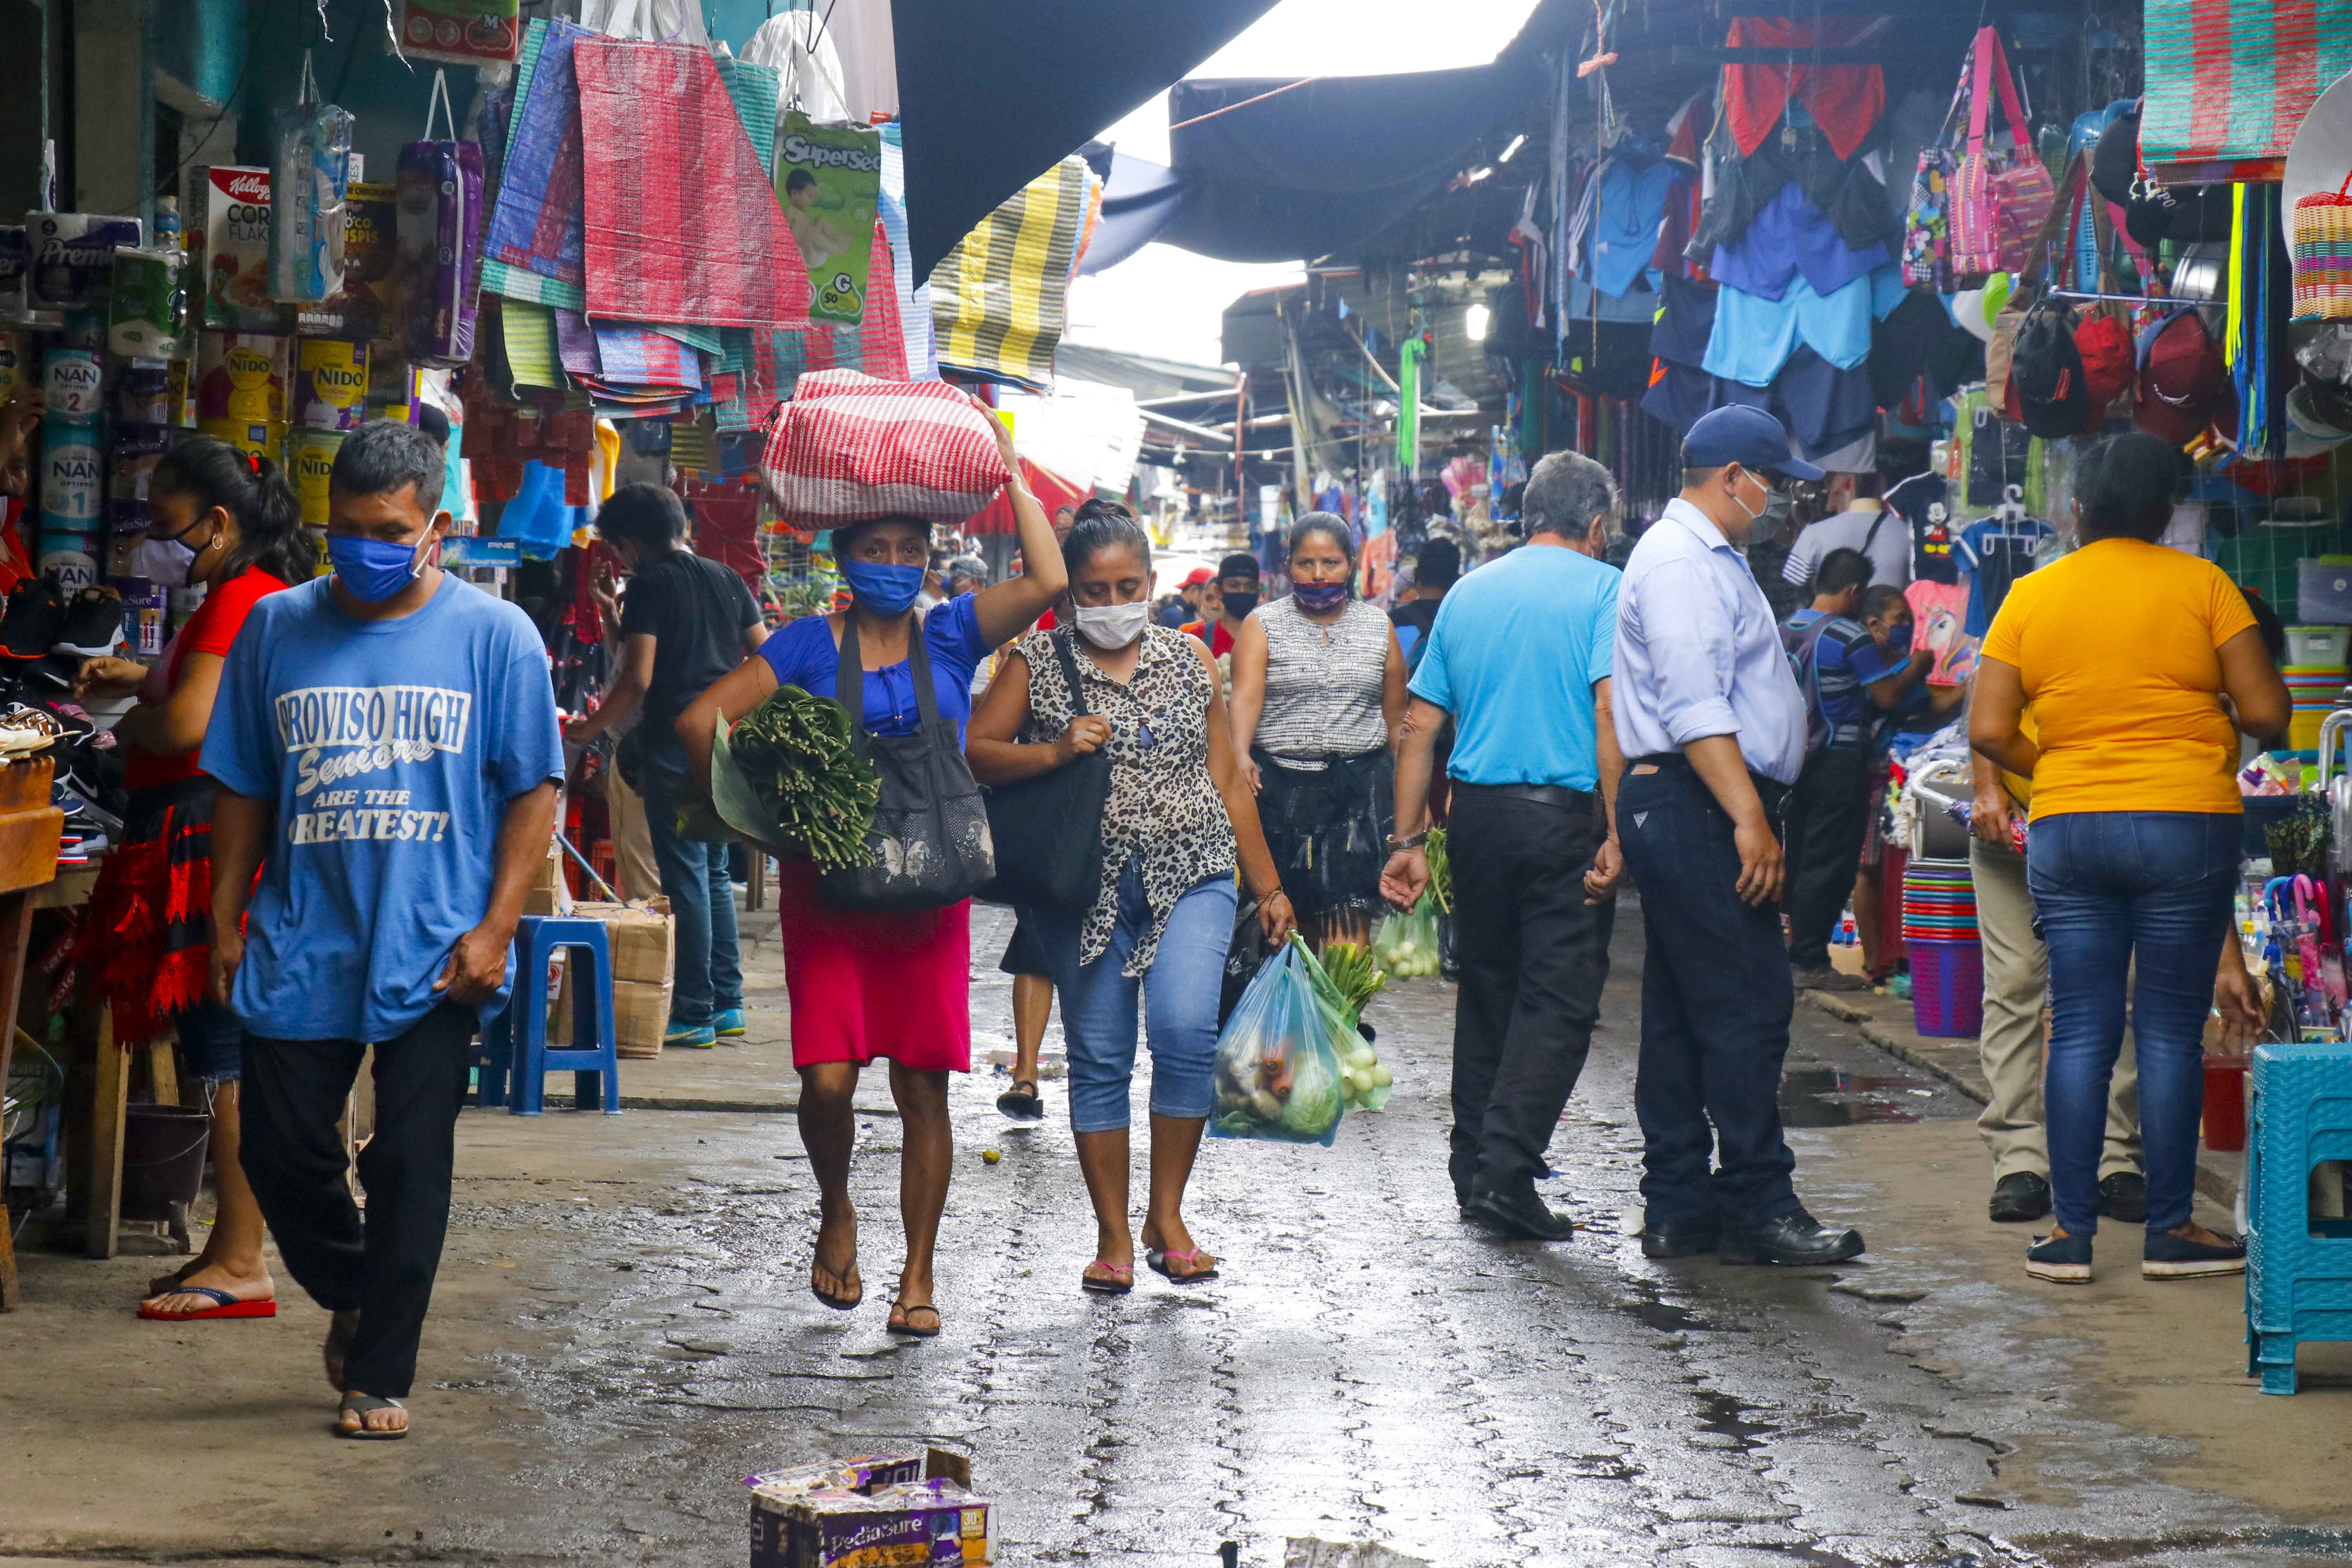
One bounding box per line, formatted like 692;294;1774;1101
746;1450;991;1567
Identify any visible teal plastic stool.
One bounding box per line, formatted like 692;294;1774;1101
2245;1039;2352;1393
480;916;621;1116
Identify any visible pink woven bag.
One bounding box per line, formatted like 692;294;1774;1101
1949;27;2053;282
759;371;1011;528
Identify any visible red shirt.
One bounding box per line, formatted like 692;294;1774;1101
1183;618;1236;658
126;568;289;791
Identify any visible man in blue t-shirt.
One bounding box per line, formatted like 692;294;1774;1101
1381;450;1622;1243
1780;555;1931;991
203;421;565;1441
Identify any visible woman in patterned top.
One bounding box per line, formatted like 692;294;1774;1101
968;501;1294;1292
1228;512;1408;949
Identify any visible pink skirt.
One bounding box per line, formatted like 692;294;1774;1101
774;858;971;1073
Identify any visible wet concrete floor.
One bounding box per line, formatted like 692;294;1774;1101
6;897;2352;1566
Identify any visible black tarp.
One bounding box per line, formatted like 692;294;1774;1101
1078;149;1188;276
1152;55;1547;263
893;0;1281;280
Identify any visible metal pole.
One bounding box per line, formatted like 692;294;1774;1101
1233;371;1249;534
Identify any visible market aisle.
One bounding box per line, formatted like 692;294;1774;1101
1;900;2343;1567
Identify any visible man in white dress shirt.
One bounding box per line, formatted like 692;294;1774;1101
1613;405;1866;1269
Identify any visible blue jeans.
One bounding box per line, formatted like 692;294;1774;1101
176;998;246;1083
2028;811;2238;1237
1034;859;1235;1134
640;756;743;1028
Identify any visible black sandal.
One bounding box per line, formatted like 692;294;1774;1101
336;1393;408;1441
887;1298;942;1338
995;1079;1045;1122
811;1252;863;1312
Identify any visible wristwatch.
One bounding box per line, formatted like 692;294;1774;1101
1386;831;1428;851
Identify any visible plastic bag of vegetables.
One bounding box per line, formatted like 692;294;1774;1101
1301;938;1395;1112
1208;943;1348;1146
1374;895;1443;978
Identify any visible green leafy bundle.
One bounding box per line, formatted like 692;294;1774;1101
1424;825;1453;912
719;686;880;873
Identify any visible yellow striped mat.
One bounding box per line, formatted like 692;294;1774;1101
929;155;1101;390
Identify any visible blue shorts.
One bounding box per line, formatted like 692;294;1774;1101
175;999;246;1084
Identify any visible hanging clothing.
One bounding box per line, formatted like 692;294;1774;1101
1885;471;1956;584
1688;130;1897;260
1708;181;1889;302
1721;16;1887;162
1702;265;1906;385
1958;515;2057;636
1589;157;1674;299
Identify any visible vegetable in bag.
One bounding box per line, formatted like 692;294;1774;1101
1209;944;1348;1147
1301;939;1393;1114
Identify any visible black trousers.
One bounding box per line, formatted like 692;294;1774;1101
1780;745;1873;969
239;1004;475;1399
1618;760;1800;1230
1445;784;1611;1205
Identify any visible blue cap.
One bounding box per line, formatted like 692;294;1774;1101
1682;405;1823;481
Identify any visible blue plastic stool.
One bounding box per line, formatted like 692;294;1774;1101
479;916;621;1116
2245;1039;2352;1393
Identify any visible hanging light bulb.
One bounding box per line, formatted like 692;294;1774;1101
1465;303;1490;343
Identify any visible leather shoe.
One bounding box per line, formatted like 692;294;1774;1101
1718;1209;1864;1266
2098;1171;2147;1224
1463;1187;1576;1241
1640;1219;1720;1259
1989;1171;2052;1223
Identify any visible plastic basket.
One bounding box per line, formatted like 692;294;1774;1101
1910;938;1984;1037
2287;624;2352;667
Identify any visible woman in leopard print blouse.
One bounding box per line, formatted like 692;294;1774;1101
968;500;1293;1293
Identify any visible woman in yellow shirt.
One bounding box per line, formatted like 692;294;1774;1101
1971;431;2285;1286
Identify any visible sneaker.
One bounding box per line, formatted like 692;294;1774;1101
2026;1232;2092;1283
0;582;65;662
712;1007;746;1037
50;586;123;657
1989;1171;2053;1223
1791;964;1870;993
663;1021;717;1049
2098;1171;2148;1224
2143;1229;2246;1279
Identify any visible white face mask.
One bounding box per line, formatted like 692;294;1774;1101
1073;600;1150;650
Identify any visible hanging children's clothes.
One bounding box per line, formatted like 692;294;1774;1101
1957;512;2056;636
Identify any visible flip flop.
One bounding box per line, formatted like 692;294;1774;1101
137;1283;277;1320
336;1393;409;1441
811;1249;862;1312
147;1259;202;1297
995;1080;1045;1122
1146;1245;1220;1283
886;1298;941;1338
1081;1261;1134;1295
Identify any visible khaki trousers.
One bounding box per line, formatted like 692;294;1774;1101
605;765;663;904
1971;838;2142;1180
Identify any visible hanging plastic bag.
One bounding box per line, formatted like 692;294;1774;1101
396;69;486;367
1373;895;1442;978
1302;939;1394;1114
1210;943;1348;1147
579;0;710;44
267;51;354;304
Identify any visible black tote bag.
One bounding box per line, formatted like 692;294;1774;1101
816;613;995;913
976;631;1111;911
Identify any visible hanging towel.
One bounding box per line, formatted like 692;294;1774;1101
930;156;1096;391
572;37;813;330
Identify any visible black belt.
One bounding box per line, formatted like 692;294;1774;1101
1451;780;1593;813
1626;753;1790;820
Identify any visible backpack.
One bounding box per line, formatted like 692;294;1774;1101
1779;613;1842;759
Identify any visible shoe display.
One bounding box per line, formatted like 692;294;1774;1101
1719;1209;1865;1265
2026;1232;2093;1283
1989;1171;2053;1223
0;582;65;662
50;586;124;657
1463;1186;1577;1241
2143;1229;2245;1279
1639;1218;1721;1259
2098;1171;2148;1224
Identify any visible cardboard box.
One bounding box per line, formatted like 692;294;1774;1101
566;898;675;986
523;838;568;917
552;974;673;1060
746;1452;989;1568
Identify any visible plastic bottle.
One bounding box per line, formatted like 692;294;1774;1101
152;195;180;254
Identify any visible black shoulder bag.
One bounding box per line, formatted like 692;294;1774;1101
816;613;996;913
976;631;1112;911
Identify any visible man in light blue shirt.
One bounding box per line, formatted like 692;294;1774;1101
205;422;566;1439
1613;404;1865;1269
1382;450;1622;1241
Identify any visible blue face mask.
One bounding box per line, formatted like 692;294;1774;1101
327;532;429;603
841;558;924;615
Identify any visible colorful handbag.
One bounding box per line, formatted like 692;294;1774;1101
1949;28;2053;283
2293;169;2352;323
1901;51;1971;291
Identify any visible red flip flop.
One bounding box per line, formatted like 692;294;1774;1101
138;1284;277;1320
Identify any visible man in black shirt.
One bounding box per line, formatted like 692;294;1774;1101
567;484;768;1049
1389;535;1460;670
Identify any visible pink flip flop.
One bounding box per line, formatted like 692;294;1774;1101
1146;1246;1219;1283
1081;1261;1133;1295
